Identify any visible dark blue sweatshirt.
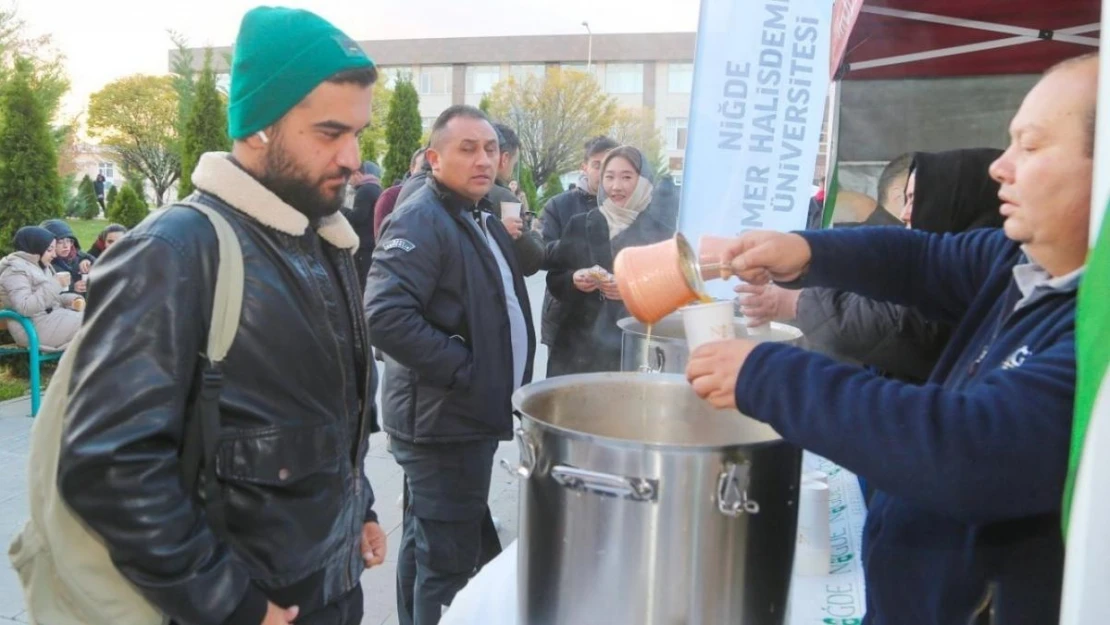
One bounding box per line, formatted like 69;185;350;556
736;227;1077;624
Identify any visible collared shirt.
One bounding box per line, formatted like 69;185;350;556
464;210;529;390
1012;255;1085;312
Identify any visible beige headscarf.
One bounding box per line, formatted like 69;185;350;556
599;175;655;240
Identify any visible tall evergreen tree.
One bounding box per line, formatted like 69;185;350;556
76;175;100;219
110;185;148;229
105;184;118;216
382;79;422;186
0;57;62;253
179;49;230;198
519;168;540;216
541;175;564;205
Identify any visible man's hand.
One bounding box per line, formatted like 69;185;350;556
686;339;760;410
735;283;801;326
361;521;387;568
721;231;812;285
573;269;600;293
78;259;92;273
502;216;524;240
262;602;299;624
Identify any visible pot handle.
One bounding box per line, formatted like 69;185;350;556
718;461;760;516
500;427;536;479
636;346;666;374
550;465;658;502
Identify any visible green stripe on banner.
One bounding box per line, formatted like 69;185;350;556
822;161;839;229
1064;206;1110;535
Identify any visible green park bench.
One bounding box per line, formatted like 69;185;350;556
0;309;63;417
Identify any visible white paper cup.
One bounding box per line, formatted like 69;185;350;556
802;470;829;486
680;300;736;352
795;480;831;576
500;202;522;219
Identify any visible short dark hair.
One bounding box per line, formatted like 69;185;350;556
429;105;494;149
876;153;913;207
326;66;379;87
585;135;619;161
1046;52;1098;157
493;123;521;155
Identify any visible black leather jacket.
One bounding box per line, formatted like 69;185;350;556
58;190;379;625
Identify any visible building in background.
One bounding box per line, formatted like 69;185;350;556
71;142;120;190
174;32;696;183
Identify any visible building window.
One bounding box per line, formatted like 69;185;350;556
509;64;546;82
216;73;231;95
466;65;502;95
421;117;437;132
379;67;413;89
98;162;115;180
668;63;694;93
605;63;644;94
666;117;689;151
418;66;450;95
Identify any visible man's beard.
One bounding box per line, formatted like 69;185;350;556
258;137;352;222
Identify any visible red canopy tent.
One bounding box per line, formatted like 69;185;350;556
837;0;1100;79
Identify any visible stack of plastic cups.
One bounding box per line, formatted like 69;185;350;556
794;471;831;575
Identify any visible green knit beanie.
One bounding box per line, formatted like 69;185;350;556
228;6;375;139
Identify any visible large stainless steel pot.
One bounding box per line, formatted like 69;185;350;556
507;373;801;625
619;314;803;374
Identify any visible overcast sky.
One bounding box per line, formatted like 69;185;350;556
20;0;700;120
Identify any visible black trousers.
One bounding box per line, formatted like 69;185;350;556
391;438;502;625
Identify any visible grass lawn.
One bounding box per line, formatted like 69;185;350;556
68;218;109;249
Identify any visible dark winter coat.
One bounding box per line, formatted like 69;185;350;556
40;219;95;291
545;190;678;376
347;179;382;291
538;185;598;346
365;176;536;443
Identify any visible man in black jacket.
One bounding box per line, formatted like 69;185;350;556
538;135;618;346
488;122;544;275
57;8;385;625
365;105;535;625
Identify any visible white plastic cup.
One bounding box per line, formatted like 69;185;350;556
500;202;522;219
680;300;736;352
795;480;831;576
802;470;829;486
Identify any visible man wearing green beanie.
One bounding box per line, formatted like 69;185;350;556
55;6;386;625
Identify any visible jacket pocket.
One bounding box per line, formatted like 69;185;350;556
216;424;342;486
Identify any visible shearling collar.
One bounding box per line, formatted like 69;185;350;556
191;152;360;252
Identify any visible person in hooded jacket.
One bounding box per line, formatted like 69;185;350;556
538;135;619;349
88;224;127;260
345;161;383;290
545;145;679;376
738;147;1004;383
40;219;95;296
0;226;84;351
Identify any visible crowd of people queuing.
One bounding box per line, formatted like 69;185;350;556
1;3;1097;625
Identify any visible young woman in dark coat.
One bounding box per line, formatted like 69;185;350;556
545;146;679;377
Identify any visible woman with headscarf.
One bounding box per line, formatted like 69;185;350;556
0;226;85;351
40;219;95;294
545;146;679;376
88;224;127;259
739;147;1005;383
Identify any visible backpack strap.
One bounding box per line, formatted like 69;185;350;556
175;201;244;533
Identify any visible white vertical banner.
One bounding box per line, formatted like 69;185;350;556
679;0;833;300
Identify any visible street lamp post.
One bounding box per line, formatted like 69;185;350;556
582;21;593;73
